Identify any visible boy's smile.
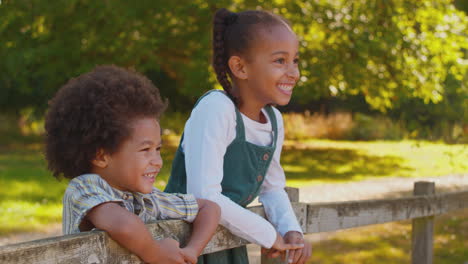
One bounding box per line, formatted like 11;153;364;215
92;117;163;194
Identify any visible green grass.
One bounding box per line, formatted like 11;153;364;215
283;140;468;187
0;143;65;235
308;209;468;264
0;137;466;237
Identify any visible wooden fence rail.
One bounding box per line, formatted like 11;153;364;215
0;182;467;264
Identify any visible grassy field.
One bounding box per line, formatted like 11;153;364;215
282;139;468;187
308;209;468;264
0;136;466;235
0;136;467;262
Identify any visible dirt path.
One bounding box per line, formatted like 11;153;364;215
2;173;467;262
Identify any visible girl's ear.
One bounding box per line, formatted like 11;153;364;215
228;55;248;80
91;149;110;168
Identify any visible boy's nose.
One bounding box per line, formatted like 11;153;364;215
150;153;163;168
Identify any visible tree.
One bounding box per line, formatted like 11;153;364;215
0;0;466;115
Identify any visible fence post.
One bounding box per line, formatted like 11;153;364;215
412;181;435;264
260;187;299;264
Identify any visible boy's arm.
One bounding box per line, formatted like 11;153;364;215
181;198;221;261
86;202;185;264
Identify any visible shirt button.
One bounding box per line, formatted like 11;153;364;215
247;195;253;201
263;153;269;161
257;175;263;182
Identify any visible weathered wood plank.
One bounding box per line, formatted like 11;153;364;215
0;220;251;264
261;254;287;264
412;181;435;264
306;190;468;233
285;187;299;203
2;190;467;264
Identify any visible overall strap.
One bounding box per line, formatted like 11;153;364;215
264;105;278;149
180;89;246;142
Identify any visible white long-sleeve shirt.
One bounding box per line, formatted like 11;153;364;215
181;91;302;248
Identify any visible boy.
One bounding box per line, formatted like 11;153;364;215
45;65;220;264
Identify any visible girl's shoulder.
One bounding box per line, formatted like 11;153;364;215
198;90;233;105
192;90;236;116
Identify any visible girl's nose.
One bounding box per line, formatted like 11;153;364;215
287;64;300;80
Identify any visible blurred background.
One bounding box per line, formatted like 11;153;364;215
0;0;467;263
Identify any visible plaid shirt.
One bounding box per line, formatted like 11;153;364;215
62;174;198;234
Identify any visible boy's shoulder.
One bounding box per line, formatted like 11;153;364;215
64;174;114;197
67;173;108;188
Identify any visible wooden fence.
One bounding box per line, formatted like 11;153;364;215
0;181;467;264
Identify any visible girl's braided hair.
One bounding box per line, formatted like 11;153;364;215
212;8;290;103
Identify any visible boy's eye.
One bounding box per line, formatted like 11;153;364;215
141;148;150;152
294;58;300;64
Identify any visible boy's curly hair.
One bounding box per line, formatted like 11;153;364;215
45;65;167;180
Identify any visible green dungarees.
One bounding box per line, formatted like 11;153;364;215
165;90;278;264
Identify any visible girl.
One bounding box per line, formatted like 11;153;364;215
165;8;311;264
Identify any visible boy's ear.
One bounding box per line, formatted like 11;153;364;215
91;149;110;168
228;55;248;80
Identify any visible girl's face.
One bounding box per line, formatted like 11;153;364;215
242;24;300;107
96;117;163;194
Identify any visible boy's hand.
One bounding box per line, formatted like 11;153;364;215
283;231;312;264
148;238;186;264
181;246;198;264
262;232;304;259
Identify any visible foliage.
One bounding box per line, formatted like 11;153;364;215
0;0;466;115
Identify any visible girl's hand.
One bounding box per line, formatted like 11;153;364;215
283;231;312;264
262;232;304;260
181;246;198;264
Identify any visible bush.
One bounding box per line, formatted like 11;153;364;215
283;112;406;141
283;111;353;140
159;111;190;136
347;113;404;141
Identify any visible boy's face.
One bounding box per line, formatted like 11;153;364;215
96;117;162;194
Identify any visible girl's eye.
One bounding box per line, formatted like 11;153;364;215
294;58;300;64
156;146;162;151
141;148;150;152
275;58;286;64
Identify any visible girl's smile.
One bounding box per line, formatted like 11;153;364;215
277;82;296;95
233;24;300;121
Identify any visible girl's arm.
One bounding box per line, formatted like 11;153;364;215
181;199;221;262
183;92;278;248
86;202;186;264
258;109;311;264
258;109;302;236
